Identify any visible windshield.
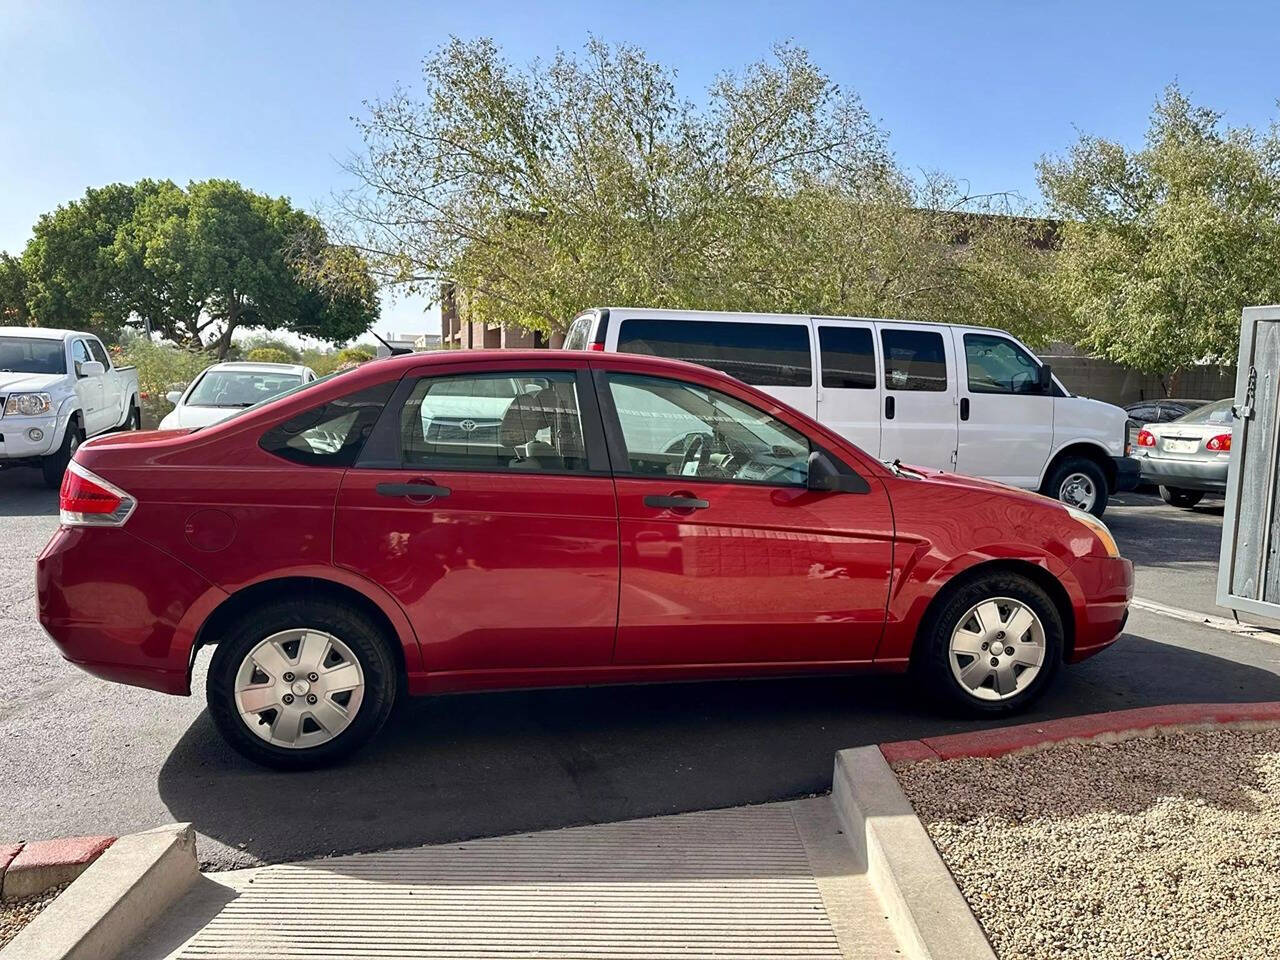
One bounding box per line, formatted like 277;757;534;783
1175;397;1234;426
186;369;303;408
0;337;66;375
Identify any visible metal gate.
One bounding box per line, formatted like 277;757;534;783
1218;305;1280;619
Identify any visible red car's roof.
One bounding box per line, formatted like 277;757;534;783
348;349;723;381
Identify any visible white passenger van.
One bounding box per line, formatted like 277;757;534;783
565;308;1138;516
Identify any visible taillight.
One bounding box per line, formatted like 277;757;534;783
588;342;605;352
1136;429;1156;447
59;462;136;527
1207;433;1231;452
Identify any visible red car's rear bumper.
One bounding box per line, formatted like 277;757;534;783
1067;554;1134;663
36;526;224;695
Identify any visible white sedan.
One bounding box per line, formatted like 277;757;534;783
159;361;317;430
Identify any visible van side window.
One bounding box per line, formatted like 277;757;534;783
617;319;812;388
819;327;875;389
963;333;1045;395
881;330;947;392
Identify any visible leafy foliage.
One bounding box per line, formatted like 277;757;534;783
1039;85;1280;380
244;347;295;363
15;180;380;356
0;252;32;325
344;38;1048;340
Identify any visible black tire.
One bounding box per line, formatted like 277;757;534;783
915;572;1064;717
41;420;83;489
1043;456;1109;517
206;598;398;770
1159;485;1204;509
122;398;142;431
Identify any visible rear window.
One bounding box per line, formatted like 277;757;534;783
259;381;396;467
563;314;595;351
1175;398;1234;426
617;318;812;387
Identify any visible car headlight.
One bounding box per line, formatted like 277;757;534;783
4;392;52;416
1065;505;1120;558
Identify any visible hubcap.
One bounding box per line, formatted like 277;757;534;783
233;629;365;749
1059;472;1096;511
949;597;1046;701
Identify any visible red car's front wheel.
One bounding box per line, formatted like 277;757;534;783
917;572;1064;716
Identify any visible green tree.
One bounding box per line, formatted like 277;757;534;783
237;333;302;361
244;347;296;363
23;181;164;340
0;252;32;325
1038;85;1280;389
344;38;1051;342
335;345;376;366
22;180;381;356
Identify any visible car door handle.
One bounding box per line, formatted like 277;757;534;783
644;494;709;510
960;397;970;421
376;482;452;499
885;396;895;420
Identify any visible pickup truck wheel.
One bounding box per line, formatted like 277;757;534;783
917;572;1063;717
1044;457;1108;518
124;400;141;431
40;422;83;489
1159;486;1204;509
206;598;398;770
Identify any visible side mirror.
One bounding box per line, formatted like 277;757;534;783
165;390;183;405
807;449;870;494
78;360;105;378
1038;363;1053;393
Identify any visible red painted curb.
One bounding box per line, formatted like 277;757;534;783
6;836;115;875
880;701;1280;767
0;844;22;875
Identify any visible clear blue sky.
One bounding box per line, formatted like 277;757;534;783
4;0;1279;338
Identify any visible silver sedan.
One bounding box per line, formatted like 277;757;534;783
1133;397;1234;508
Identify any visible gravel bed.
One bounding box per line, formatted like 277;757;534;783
896;726;1280;960
0;882;69;948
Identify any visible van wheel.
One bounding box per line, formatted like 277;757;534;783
41;421;83;489
1159;486;1204;509
206;598;398;770
1044;457;1108;517
916;572;1063;716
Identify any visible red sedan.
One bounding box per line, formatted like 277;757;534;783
37;350;1132;768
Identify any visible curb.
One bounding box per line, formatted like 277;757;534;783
879;701;1280;766
833;745;995;960
0;823;198;960
1;836;117;901
839;703;1280;960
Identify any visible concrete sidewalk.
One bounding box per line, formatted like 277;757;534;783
126;798;901;959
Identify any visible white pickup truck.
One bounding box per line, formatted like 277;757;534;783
0;327;141;486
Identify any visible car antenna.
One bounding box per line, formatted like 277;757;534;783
369;331;413;356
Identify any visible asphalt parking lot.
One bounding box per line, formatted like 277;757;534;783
2;469;1278;870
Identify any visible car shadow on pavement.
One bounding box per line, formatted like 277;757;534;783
156;630;1280;868
0;469;57;517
